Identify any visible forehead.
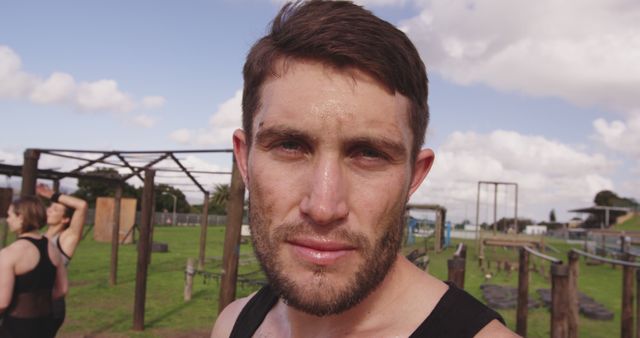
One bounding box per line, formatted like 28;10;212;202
253;60;411;144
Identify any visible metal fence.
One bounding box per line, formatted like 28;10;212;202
85;209;244;226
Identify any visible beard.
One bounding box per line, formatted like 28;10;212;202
248;189;406;317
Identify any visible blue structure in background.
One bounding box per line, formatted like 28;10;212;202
406;216;418;245
444;221;452;248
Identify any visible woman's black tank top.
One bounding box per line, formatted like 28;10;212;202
229;282;504;338
7;236;57;318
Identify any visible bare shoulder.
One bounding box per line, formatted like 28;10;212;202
475;319;521;338
47;239;63;267
210;292;256;338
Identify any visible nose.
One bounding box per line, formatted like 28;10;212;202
299;155;349;226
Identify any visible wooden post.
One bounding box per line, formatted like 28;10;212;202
551;263;569;338
493;183;497;235
460;244;467;259
198;192;210;270
475;182;481;255
21;149;39;197
110;184;122;286
133;169;154;331
516;248;529;337
568;251;579;338
447;257;465;289
434;210;442;252
52;179;60;193
218;157;246;313
635;269;639;338
184;258;195;301
621;253;634;338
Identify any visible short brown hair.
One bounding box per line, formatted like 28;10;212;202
11;196;47;233
242;0;429;159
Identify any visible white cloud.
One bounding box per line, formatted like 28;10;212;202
412;130;614;222
141;96;166;109
0;45;165;116
169;89;242;148
592;114;640;158
129;114;157;128
169;128;192;144
401;0;640;115
75;80;135;113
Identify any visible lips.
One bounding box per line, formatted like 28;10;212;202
287;238;356;266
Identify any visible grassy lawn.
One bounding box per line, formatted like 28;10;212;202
614;214;640;231
2;223;631;337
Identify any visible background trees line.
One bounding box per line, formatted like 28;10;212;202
71;168;231;215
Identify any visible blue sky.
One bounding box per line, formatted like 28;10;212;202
2;0;639;224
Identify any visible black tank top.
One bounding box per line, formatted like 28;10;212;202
229;282;504;338
7;236;57;318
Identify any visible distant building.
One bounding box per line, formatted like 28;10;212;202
524;225;547;235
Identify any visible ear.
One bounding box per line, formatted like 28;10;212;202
408;148;435;197
233;129;250;188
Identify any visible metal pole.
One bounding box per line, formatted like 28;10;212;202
218;156;246;313
514;183;519;233
21;149;39;197
172;195;177;226
133;169;154;331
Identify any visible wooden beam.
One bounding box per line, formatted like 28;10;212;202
21;149;39;197
110;184;122;286
198;192;210;270
516;248;529;337
133;169;154;331
218;156;246;313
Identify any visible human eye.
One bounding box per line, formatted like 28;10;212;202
350;146;390;166
272;138;308;158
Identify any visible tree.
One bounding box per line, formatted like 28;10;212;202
72;168;137;208
594;190;639;209
549;209;556;222
155;184;190;213
72;168;191;212
212;184;230;211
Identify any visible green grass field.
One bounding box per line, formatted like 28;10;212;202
3;224;632;337
614;214;640;231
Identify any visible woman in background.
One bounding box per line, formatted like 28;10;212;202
0;196;68;338
36;183;88;335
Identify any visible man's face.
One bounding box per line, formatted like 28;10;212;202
234;60;433;316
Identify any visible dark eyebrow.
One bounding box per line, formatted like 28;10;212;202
255;126;314;146
345;136;408;161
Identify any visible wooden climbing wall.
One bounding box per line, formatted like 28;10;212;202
94;197;137;244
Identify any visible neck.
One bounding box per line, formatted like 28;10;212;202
46;224;64;237
278;256;447;338
281;256;407;337
19;230;42;238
